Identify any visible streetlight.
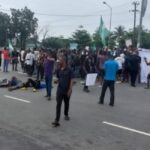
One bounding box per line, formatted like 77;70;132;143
103;1;112;32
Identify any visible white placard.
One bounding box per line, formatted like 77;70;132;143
86;73;97;86
139;49;150;83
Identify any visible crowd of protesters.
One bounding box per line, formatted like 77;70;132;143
0;46;150;127
0;46;149;90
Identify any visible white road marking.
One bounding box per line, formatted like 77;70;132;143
4;95;31;103
103;121;150;137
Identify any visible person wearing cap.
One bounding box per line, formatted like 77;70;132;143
52;55;74;127
99;54;118;107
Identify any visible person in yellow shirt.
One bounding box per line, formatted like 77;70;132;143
144;57;150;89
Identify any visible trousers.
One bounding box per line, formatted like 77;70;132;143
55;91;70;122
45;75;52;97
100;80;115;105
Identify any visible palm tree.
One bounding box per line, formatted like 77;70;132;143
114;26;126;38
113;26;126;48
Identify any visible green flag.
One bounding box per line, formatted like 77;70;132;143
99;17;110;47
8;39;14;53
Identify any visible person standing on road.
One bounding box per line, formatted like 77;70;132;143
97;50;108;85
20;49;25;72
99;54;118;107
43;52;55;101
128;51;141;87
2;47;10;72
25;50;35;76
83;53;96;92
52;56;74;127
11;48;19;71
37;51;44;81
115;53;125;82
144;57;150;89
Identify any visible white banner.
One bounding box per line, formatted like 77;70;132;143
139;49;150;83
86;73;97;86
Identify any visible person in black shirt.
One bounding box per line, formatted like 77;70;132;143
83;54;96;92
52;55;74;127
128;51;141;87
11;48;19;71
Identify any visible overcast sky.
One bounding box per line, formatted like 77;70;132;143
0;0;150;38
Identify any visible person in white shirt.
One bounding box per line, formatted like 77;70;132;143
115;53;125;81
25;50;35;76
20;50;27;72
144;57;150;89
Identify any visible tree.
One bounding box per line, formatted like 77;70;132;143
10;7;38;49
42;37;70;49
114;26;126;49
72;26;91;49
141;29;150;49
0;12;11;47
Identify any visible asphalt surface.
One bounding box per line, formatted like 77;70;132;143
0;68;150;150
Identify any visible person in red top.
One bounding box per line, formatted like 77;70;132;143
2;47;10;72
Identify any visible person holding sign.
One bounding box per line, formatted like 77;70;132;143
83;53;96;92
144;57;150;89
99;54;118;107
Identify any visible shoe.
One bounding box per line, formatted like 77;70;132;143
52;121;60;127
64;116;70;121
48;97;51;101
21;87;27;90
131;84;136;87
109;104;114;107
33;88;37;92
45;95;48;97
83;88;90;93
98;101;104;105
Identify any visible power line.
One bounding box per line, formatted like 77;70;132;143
0;2;131;18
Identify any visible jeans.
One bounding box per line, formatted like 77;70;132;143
3;59;9;72
100;80;115;105
45;75;52;97
12;59;18;71
55;91;70;122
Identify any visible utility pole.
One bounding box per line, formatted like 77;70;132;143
103;1;112;48
137;0;148;48
130;1;139;47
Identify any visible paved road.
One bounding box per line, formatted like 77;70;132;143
0;70;150;150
